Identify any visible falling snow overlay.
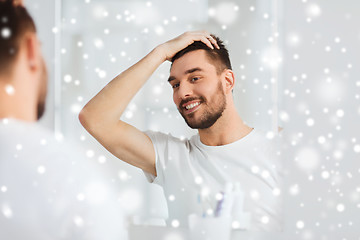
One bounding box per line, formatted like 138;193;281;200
3;0;358;239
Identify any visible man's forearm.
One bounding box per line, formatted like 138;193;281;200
79;47;165;127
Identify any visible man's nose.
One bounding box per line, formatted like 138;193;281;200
177;82;193;99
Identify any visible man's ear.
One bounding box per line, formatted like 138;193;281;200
223;69;235;94
22;32;41;73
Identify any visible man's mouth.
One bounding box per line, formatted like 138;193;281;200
182;101;201;114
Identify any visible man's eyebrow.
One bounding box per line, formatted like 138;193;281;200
185;67;203;75
168;67;204;82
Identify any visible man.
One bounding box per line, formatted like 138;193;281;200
80;31;283;231
0;1;126;239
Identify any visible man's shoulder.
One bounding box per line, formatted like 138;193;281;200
0;119;84;161
0;118;54;138
235;128;282;157
250;128;282;144
0;120;107;186
144;130;192;143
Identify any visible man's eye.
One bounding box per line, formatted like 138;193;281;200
191;77;200;82
172;83;180;89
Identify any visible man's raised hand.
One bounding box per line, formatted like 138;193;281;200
157;31;220;62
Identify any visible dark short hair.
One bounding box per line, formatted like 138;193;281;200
0;0;36;74
171;34;232;74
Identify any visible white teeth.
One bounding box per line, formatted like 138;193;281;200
185;102;200;110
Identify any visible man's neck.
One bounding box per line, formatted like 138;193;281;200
198;106;253;146
0;81;37;122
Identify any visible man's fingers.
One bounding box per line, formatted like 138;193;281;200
165;31;219;61
193;32;219;50
207;35;220;49
209;35;220;49
199;31;219;49
180;31;220;50
200;36;214;49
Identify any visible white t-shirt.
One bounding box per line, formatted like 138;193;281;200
144;128;283;231
0;119;127;240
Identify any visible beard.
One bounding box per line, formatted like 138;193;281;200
37;59;48;120
179;81;226;129
37;101;45;120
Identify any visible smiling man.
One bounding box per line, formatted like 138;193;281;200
169;63;226;130
80;31;283;231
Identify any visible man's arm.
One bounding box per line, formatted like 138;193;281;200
79;31;219;176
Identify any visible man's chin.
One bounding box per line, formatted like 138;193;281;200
184;118;208;129
181;112;213;129
187;123;199;129
182;113;221;130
